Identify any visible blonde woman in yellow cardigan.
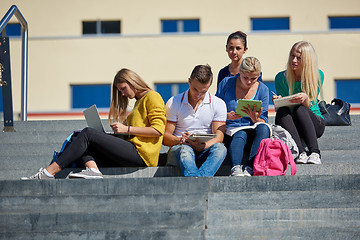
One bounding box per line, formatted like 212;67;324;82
22;69;166;180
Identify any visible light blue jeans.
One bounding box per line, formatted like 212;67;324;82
167;143;227;177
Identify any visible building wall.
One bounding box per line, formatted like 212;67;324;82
0;0;359;117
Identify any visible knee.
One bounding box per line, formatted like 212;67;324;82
232;130;247;141
255;124;270;137
276;107;291;116
82;127;96;136
211;143;227;154
275;107;293;125
293;105;308;116
170;144;194;160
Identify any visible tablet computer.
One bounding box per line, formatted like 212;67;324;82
188;134;217;143
235;99;262;117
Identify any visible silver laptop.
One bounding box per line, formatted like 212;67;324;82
83;105;115;134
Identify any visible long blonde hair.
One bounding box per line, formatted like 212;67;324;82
109;68;151;122
285;41;321;101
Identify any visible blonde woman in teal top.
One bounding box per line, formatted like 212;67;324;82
273;41;325;165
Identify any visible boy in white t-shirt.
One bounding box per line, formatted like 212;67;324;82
163;65;227;177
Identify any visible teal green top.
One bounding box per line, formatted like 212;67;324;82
275;69;324;118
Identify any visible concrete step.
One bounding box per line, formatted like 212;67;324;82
205;175;360;240
0;143;61;156
2;175;358;197
0;175;359;239
0;230;202;240
1;120;87;132
0;119;117;133
2;162;360;181
0;131;72;144
206;213;359;240
1;148;359;180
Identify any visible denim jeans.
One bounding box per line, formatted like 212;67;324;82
167;143;227;177
227;124;270;167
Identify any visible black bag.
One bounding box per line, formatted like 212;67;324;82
318;98;351;126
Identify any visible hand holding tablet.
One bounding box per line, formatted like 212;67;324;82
188;134;217;143
235;99;262;117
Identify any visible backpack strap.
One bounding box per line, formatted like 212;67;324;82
287;145;297;175
277;137;297;175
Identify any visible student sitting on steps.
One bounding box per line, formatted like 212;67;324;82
273;41;325;165
22;68;166;180
163;65;227;177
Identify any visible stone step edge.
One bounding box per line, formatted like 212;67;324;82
1;174;359;196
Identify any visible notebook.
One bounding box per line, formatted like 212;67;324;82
83;105;116;134
273;93;301;111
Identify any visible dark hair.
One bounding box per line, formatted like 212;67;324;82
226;31;247;49
190;64;213;85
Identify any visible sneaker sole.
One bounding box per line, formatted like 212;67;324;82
68;175;103;179
307;160;321;164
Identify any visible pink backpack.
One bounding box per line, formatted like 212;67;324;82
253;138;297;176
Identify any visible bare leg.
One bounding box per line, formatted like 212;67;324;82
46;160;99;176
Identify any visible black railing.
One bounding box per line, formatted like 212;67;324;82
0;5;28;131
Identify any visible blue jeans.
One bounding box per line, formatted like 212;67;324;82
227;124;270;167
167;143;227;177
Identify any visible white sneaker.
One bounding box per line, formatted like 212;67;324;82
307;153;321;164
243;166;253;177
230;165;244;176
67;167;103;179
21;168;54;180
296;152;308;164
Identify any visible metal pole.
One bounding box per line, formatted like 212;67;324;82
0;5;28;121
19;13;28;121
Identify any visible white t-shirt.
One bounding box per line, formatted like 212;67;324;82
165;89;227;137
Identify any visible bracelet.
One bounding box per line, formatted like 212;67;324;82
127;125;130;137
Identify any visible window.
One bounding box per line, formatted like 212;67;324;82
251;17;290;31
155;83;189;103
4;23;21;37
82;20;121;35
161;19;200;33
329;16;360;29
71;84;111;109
335;79;360;103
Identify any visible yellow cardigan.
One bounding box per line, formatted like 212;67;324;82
126;91;166;167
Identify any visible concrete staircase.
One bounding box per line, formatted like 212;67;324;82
0;116;359;239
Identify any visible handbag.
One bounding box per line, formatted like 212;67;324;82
318;98;351;126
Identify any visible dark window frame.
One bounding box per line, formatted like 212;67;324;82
82;20;121;35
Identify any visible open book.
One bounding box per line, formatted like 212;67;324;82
226;122;271;137
273;93;301;111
